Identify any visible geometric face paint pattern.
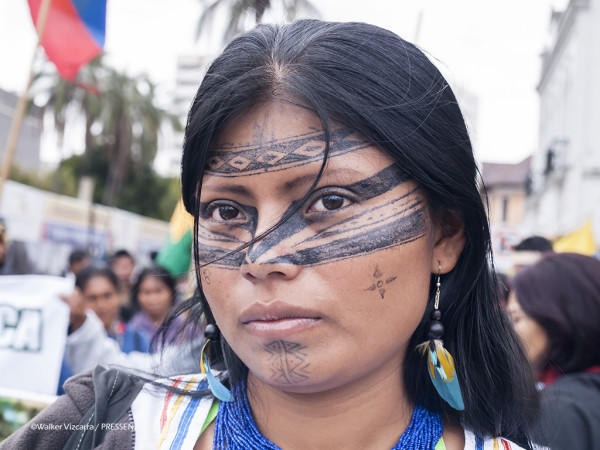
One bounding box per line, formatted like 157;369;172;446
197;164;426;268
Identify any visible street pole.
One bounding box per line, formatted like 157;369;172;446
0;0;53;206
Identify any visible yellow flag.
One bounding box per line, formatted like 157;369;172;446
553;219;596;255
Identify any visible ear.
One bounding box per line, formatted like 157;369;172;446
431;211;466;274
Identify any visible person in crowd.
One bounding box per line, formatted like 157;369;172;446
511;235;554;273
72;266;148;354
0;217;35;275
63;248;90;280
2;20;544;449
109;249;137;321
513;236;553;253
128;265;180;345
507;252;600;449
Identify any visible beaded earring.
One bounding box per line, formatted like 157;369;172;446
416;264;465;410
201;323;234;402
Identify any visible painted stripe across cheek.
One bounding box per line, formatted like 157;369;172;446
196;165;426;268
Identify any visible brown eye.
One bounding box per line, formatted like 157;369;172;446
211;205;241;221
308;193;352;213
322;195;345;210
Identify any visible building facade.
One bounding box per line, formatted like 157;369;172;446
481;157;532;272
154;55;212;177
0;88;43;172
524;0;600;245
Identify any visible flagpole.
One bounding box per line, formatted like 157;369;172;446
0;0;53;206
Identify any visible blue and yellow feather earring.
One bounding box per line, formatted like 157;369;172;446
201;323;234;402
416;263;465;410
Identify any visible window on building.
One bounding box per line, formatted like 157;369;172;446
544;148;555;175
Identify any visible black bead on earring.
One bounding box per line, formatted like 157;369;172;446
416;262;465;410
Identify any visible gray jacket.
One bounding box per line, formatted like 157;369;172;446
1;367;142;450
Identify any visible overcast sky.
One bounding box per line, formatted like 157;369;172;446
0;0;568;164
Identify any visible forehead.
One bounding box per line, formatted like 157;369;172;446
85;276;116;292
205;101;376;178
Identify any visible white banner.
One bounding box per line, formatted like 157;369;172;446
0;276;72;395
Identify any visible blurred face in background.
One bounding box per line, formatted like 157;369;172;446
137;275;173;323
506;292;549;370
82;275;120;329
111;255;135;284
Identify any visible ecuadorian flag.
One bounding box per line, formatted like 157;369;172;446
28;0;107;80
157;199;194;277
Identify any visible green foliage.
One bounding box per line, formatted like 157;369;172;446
119;169;181;221
30;56;182;220
9;165;53;191
197;0;320;44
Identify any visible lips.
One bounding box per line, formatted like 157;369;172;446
240;301;322;338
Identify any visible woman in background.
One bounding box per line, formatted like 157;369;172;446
73;266;149;354
508;252;600;449
129;266;180;346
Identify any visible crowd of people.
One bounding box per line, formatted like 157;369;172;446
0;18;599;450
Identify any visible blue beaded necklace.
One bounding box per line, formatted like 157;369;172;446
213;378;443;449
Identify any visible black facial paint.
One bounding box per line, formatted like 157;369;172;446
264;340;310;384
197;164;426;268
206;128;371;177
244;164;412;263
364;265;398;299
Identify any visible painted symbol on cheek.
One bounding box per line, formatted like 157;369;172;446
264;340;310;384
364;265;398;299
201;268;211;285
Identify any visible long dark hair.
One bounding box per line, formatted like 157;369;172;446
163;19;538;443
510;252;600;374
75;265;120;292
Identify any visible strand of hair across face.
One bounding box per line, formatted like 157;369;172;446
212;377;443;449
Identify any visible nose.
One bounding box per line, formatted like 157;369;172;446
241;259;302;282
241;204;306;282
241;239;302;283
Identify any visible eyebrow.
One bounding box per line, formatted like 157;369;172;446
282;168;364;192
201;183;254;198
202;168;365;198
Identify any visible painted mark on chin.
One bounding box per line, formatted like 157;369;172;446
364;265;397;299
264;340;310;384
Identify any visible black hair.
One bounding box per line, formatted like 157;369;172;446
510;252;600;374
496;272;510;307
75;265;120;292
163;19;538;444
130;265;177;311
110;249;135;264
68;248;89;266
514;236;553;252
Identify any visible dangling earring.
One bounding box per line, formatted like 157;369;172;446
416;263;465;410
201;323;234;402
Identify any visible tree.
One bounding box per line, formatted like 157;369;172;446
33;58;181;211
196;0;319;43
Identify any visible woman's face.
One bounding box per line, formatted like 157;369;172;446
137;275;172;322
198;100;462;394
83;276;120;329
506;292;549;369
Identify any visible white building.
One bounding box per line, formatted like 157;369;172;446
154;54;213;177
524;0;600;244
